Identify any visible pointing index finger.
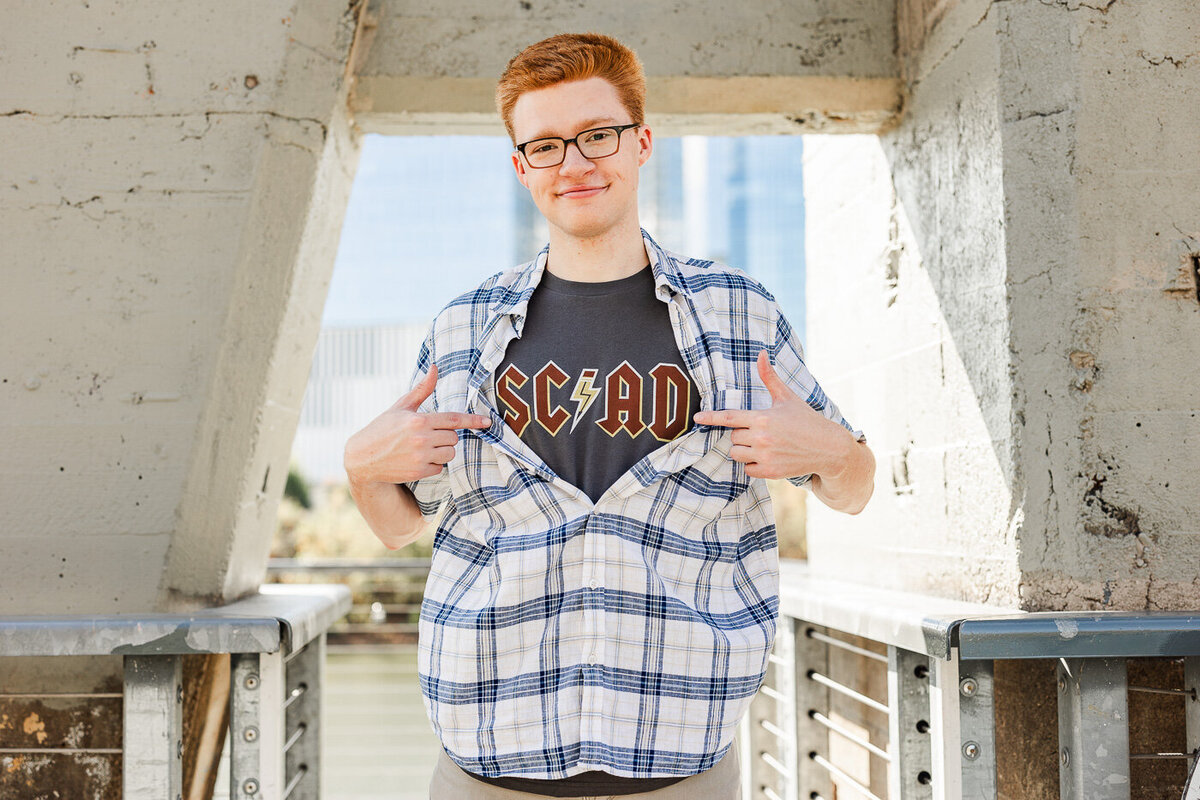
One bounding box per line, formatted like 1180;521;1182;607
428;411;492;430
693;409;756;429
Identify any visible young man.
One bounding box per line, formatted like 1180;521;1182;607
344;33;874;800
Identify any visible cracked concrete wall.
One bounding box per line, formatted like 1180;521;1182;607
1002;0;1200;611
5;0;1189;619
0;0;366;615
351;0;904;136
804;0;1200;611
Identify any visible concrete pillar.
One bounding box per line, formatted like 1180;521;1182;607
804;0;1200;611
1;0;367;613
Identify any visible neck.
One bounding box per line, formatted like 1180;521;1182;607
543;214;649;282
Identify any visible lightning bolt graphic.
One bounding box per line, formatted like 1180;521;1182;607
569;369;601;433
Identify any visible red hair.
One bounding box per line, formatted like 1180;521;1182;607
495;33;646;143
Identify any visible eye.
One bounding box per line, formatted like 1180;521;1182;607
583;129;614;144
529;141;560;155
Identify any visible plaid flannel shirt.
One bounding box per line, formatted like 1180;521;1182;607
404;228;865;780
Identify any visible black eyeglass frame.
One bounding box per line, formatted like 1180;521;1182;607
514;123;643;168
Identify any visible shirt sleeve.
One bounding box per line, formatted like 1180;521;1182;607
768;299;867;489
399;324;451;518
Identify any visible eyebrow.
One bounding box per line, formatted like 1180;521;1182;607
526;116;622;141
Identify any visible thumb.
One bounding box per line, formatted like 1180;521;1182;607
757;350;797;405
394;362;437;412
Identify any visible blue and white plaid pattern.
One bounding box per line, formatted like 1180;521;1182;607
404;229;864;780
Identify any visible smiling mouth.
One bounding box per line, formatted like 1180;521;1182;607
558;185;607;198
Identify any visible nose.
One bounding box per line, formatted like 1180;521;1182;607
558;140;595;174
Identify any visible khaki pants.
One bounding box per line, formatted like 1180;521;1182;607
429;743;742;800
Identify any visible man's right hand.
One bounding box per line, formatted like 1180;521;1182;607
344;363;492;486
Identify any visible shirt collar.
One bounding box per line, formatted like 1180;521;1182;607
489;227;688;322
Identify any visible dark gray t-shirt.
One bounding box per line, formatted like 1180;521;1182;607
494;263;700;504
463;264;702;796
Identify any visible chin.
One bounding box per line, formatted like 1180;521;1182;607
547;211;623;240
557;222;609;240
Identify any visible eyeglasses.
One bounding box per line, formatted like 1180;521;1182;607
515;123;642;169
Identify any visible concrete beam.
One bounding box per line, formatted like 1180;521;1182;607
350;0;903;135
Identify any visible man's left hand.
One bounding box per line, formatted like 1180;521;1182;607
692;349;855;481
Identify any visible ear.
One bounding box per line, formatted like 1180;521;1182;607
636;124;653;167
511;150;530;189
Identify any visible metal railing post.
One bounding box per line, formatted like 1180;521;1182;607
929;656;998;799
230;651;286;799
1185;657;1200;756
776;616;800;799
928;654;960;800
930;656;1001;800
887;646;933;798
1057;658;1131;800
957;659;997;799
739;695;756;800
122;654;183;800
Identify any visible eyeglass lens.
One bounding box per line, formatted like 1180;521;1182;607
525;128;622;168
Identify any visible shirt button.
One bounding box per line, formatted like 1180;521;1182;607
589;577;600;589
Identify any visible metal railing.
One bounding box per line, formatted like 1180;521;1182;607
0;583;351;799
740;561;1200;800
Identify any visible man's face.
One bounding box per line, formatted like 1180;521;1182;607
510;76;652;241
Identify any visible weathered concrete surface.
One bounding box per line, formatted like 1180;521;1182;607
0;0;366;613
804;0;1200;611
351;0;904;136
999;0;1200;612
3;0;1189;622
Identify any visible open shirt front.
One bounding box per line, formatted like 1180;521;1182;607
404;228;866;780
